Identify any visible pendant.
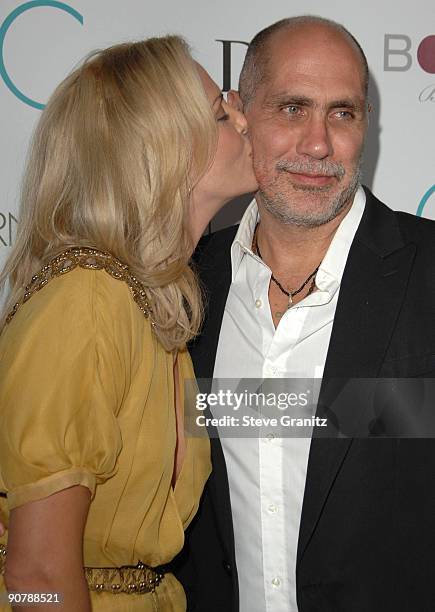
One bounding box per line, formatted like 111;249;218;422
288;294;293;307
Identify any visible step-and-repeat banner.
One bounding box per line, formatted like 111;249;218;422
0;0;434;268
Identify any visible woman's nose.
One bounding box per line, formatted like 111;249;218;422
233;108;248;135
225;91;249;135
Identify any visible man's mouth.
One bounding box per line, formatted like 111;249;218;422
287;172;336;187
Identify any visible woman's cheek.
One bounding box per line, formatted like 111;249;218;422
229;130;245;164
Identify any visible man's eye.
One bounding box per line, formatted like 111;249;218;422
284;105;301;115
334;110;354;119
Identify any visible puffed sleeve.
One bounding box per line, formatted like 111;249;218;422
0;269;124;509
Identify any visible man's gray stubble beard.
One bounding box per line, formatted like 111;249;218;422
258;157;363;228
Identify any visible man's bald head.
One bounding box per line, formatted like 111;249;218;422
239;16;369;108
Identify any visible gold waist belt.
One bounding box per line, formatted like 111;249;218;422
0;543;164;595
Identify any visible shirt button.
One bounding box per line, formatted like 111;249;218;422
271;577;281;587
255;299;262;308
268;503;278;514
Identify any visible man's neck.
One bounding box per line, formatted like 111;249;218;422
254;198;353;278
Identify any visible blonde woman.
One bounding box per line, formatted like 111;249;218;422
0;36;257;611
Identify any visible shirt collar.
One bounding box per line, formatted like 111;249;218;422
316;185;366;292
230;185;366;288
231;200;259;281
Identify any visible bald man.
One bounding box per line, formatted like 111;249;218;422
174;16;435;612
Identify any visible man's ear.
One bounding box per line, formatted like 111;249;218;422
227;90;243;112
366;102;373;127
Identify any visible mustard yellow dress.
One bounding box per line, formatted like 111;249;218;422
0;249;211;611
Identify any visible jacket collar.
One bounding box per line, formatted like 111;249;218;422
297;188;416;565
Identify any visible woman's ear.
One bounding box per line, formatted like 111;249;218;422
227;90;243;112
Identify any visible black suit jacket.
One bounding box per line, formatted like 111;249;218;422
173;189;435;612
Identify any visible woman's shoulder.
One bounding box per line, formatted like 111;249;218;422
2;248;153;341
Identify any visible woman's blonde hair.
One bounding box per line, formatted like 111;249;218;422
0;35;216;350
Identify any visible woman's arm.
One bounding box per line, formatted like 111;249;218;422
5;486;91;612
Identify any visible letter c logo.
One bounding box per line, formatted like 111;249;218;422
0;1;83;110
417;185;435;217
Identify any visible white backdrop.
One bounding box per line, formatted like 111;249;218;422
0;0;434;267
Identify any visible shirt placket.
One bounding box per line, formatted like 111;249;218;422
260;429;289;611
260;304;310;611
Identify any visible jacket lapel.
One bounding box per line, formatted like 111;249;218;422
189;229;235;379
297;190;417;566
189;227;237;557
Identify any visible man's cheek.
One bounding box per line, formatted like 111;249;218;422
252;157;270;184
335;134;364;164
252;137;286;171
263;126;292;156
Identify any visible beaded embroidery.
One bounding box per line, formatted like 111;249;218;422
5;247;153;325
0;544;163;594
85;561;164;594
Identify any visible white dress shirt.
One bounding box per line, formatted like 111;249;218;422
212;187;366;612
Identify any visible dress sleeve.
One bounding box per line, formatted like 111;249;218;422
0;270;124;510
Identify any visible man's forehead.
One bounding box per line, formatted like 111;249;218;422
265;24;364;82
264;75;365;99
258;36;365;103
268;23;356;56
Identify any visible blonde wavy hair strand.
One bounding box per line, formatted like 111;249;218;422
0;35;217;350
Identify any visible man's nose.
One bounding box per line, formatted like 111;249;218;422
296;115;332;160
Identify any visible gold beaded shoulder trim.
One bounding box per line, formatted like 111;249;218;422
6;247;154;326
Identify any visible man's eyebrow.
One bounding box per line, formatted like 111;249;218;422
328;99;364;111
264;93;365;113
267;94;313;107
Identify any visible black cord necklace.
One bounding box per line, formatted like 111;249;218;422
253;225;319;306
